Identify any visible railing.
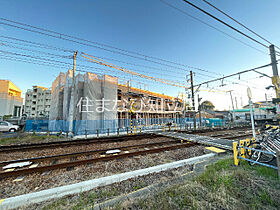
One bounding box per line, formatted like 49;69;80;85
25;118;228;135
60;122;226;138
233;138;280;177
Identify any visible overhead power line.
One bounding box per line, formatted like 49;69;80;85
0;55;137;82
0;48;185;85
1;34;216;80
1;43;187;84
181;0;269;49
1;42;72;59
192;61;279;88
0;35;74;52
0;17;223;75
79;55;188;77
1;35;195;79
160;0;268;55
201;0;280;51
79;57;185;81
81;52;188;88
0;55;165;88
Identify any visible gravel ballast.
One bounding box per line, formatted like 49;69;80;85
1;141;205;198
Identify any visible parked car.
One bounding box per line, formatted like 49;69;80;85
0;121;20;132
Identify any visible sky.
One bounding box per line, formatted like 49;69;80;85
0;0;279;110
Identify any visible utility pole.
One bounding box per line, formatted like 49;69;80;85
269;45;280;98
184;75;188;119
190;71;197;129
228;90;235;121
247;88;256;138
235;97;238;109
269;45;280;118
127;80;129;127
198;94;202;126
69;51;78;137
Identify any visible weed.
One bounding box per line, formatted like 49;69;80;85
42;198;68;210
117;157;280;209
259;190;274;206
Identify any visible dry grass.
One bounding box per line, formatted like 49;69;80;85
0;146;204;198
118;158;280;210
30;165;193;210
40;157;280;210
0;133;64;145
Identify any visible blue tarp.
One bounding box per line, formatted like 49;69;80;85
25;118;225;135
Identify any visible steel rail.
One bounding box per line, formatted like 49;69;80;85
0;133;157;152
0;127;250;152
0;139;181;167
0;142;197;178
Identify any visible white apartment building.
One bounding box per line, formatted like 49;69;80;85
24;86;51;118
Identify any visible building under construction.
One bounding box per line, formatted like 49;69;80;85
48;70;184;134
117;84;183;125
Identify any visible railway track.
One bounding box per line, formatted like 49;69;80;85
0;126;254;179
0;126;251;153
0;139;197;179
178;127;255;140
0;133;158;152
208;131;254;140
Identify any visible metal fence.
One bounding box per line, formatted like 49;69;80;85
233;139;280;176
25;117;226;135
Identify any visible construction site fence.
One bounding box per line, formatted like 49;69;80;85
24;118;226;135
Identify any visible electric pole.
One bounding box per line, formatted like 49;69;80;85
184;75;188;119
235;97;238;109
127;80;129;127
269;45;280;98
190;71;197;129
228;90;235;121
69;51;78;137
198;94;202;126
269;45;280;117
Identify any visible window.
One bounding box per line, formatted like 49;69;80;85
118;95;122;100
0;122;8;126
13;106;21;117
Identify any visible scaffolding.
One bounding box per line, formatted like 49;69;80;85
48;70;118;134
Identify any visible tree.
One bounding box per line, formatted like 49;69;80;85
200;100;215;110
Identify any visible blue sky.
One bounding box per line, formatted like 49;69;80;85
0;0;279;109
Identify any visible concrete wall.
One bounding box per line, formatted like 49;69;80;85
0;80;23;117
0;94;22;117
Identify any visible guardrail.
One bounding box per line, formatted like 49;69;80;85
233;138;280;177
